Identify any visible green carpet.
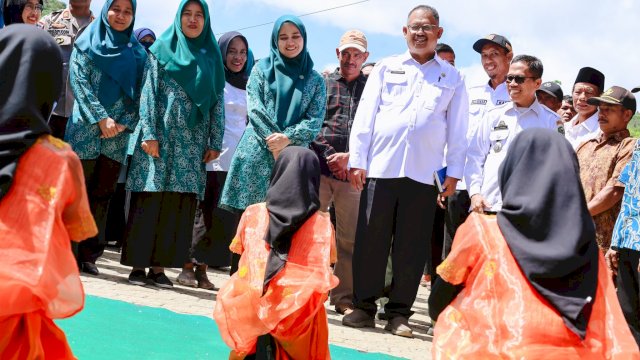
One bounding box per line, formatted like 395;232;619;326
57;296;405;360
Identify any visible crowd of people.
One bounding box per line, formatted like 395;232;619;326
1;0;640;358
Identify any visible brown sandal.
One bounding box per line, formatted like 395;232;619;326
195;269;216;290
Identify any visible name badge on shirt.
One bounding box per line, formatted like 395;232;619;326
471;99;487;105
490;121;509;153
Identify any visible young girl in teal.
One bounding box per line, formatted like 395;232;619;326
219;15;327;213
121;0;225;288
66;0;146;275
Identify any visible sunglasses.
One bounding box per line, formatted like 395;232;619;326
506;75;537;84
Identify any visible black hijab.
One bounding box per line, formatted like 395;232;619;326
262;147;321;291
497;128;599;339
0;25;62;201
217;31;250;90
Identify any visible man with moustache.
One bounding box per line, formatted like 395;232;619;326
39;0;94;140
311;29;369;316
576;86;635;252
564;67;605;149
465;55;559;214
344;5;468;338
442;34;512;257
607;85;640;347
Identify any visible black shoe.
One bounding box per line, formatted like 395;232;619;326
128;270;148;286
342;308;375;328
147;270;173;288
80;262;99;275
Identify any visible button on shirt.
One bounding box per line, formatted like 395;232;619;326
207;82;247;172
465;99;559;211
349;52;469;184
564;111;599;149
458;81;511;190
612;139;640;252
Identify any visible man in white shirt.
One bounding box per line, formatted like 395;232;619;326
443;33;512;256
343;5;468;338
564;67;605;149
465;55;559;213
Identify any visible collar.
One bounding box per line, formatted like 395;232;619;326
597;128;630;143
331;68;366;84
509;97;542;116
401;50;437;66
571;111;599;131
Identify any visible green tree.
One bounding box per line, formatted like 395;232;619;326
43;0;65;16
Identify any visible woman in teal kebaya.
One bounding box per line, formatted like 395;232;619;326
66;0;146;276
121;0;225;288
219;15;327;213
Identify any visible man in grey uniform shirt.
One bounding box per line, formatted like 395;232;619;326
39;0;94;140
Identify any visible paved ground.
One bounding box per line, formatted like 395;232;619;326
80;249;433;360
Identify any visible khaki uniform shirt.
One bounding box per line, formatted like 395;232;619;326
39;8;94;117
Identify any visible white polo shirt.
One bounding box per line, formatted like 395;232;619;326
465;98;560;211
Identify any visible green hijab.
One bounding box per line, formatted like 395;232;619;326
74;0;147;107
259;15;314;129
149;0;225;127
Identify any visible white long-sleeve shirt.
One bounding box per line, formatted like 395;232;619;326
457;81;511;190
465;98;560;211
564;111;599;150
207;82;247;172
348;51;469;184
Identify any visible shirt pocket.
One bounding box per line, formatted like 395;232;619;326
380;73;408;105
423;83;454;113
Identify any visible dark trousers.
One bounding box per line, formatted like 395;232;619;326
191;171;240;266
617;248;640;346
424;206;445;276
78;156;122;263
352;177;437;319
105;183;127;248
444;190;471;257
49;114;68;140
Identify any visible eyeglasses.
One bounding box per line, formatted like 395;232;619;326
24;3;43;12
506;75;537;84
407;24;439;33
227;50;247;58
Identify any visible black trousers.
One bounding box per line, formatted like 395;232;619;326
49;114;68;140
190;171;240;266
424;206;445;276
352;177;437;319
617;248;640;346
444;189;471;257
77;156;121;263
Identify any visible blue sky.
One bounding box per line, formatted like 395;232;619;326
68;0;640;96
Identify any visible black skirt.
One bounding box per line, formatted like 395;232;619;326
191;171;240;266
120;191;197;268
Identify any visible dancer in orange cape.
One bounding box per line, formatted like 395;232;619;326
0;25;98;359
429;128;639;359
214;147;338;359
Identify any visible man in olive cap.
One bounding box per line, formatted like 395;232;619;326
606;85;640;346
576;85;636;252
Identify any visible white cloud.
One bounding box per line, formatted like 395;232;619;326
238;0;640;93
